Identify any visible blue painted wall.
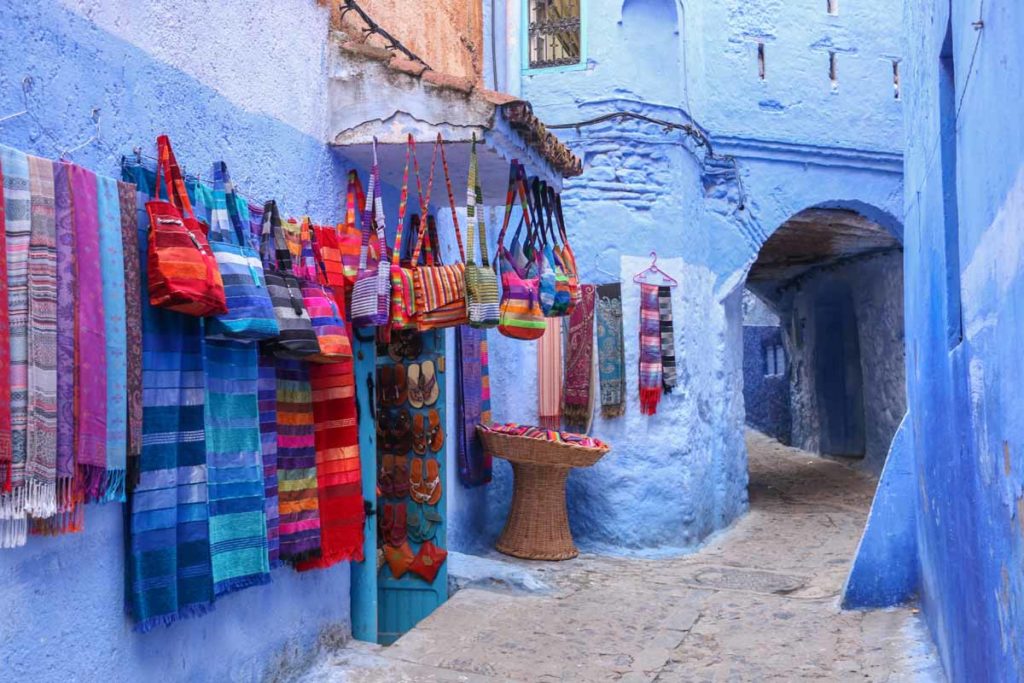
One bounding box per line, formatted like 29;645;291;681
0;1;407;679
902;1;1024;679
742;325;791;443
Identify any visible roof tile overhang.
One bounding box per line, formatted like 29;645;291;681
328;32;582;205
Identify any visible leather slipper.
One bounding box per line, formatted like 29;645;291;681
407;362;424;408
421;360;439;406
427;408;444;453
393;363;408;406
412;412;427;455
425;458;442;506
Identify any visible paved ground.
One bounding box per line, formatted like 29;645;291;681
297;431;943;682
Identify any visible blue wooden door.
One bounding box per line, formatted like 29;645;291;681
349;329;379;642
376;329;448;645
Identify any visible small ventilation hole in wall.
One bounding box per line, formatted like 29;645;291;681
829;52;838;90
892;60;901;99
758;43;766;80
827;0;839;15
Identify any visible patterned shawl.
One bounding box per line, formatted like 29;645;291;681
69;164;107;501
596;283;626;418
0;145;30;546
117;180;143;490
24;156;58;519
658;286;677;394
456;326;492;487
537;320;563;429
124;163;214;631
639;284;663;416
258;352;280;567
297;359;364;570
0;156;9;495
203;338;271;594
562;284;596;431
274;358;322;564
97;176;127;501
52;163;77;522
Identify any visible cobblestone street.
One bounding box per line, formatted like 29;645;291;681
299;432;943;682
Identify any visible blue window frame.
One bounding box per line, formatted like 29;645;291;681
522;0;588;74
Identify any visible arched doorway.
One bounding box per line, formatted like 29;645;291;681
741;206;905;473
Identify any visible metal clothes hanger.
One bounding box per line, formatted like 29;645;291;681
632;251;678;287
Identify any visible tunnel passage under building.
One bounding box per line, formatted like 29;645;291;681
743;207;906;473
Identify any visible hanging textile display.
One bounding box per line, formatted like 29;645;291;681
496;162;546;341
463;136;499;329
274;358;322;564
97;175;128;502
562;284;596;431
124;162;214;630
658;286;677;394
596;282;626;418
297;360;364;570
260;201;320;359
118;180;143;488
456;326;492;487
258;352;280;568
51;162;76;523
638;284;663;416
537;320;563;430
202;338;270;594
0;156;9;495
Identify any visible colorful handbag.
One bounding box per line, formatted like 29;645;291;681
351;140;391;327
495;162;546;340
388;135;419;331
145;134;226;316
259;200;321;359
205;161;279;340
337;171;379;295
295;217;352;362
532;179;572;318
411;133;469;331
551;188;581;313
464;135;500;328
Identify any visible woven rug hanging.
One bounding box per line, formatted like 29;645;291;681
274;358;322;564
537;319;563;429
297;359;365;570
456;326;492;487
123;161;214;630
658;286;677;394
562;284;596;431
596;283;626;418
638;284;663;415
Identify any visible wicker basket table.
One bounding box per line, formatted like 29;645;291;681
477;427;610;561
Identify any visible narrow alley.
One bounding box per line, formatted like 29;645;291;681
299;432;942;682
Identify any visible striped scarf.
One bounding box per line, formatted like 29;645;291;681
97;176;127;501
639;284;663;416
258;352;280;567
562;284;596;430
658;286;677;394
537;320;563;429
203;338;270;594
296;360;364;570
118;180;143;489
274;358;322;564
456;326;492;487
596;283;625;418
125;162;214;631
69;164;107;501
0;156;9;495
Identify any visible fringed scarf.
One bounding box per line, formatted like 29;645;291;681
0;156;9;495
639;284;663;416
596;283;626;418
274;358;322;564
203;338;270;595
658;286;677;394
124;162;214;631
562;284;596;431
258;352;280;568
297;359;365;570
456;326;492;487
97;176;127;501
69;163;107;502
537;318;563;430
118;180;143;490
51;162;79;530
0;146;30;546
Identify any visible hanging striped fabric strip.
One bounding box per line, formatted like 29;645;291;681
537;320;563;429
275;358;322;564
0;155;10;495
657;286;677;394
258;352;280;568
51;162;77;521
118;179;143;490
639;284;663;415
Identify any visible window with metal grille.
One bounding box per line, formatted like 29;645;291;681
527;0;582;69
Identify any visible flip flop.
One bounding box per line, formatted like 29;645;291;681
427;408;444;453
393;364;408;406
400;330;422;359
389;503;407;546
425;458;442;506
378;366;394;407
421;360;439;406
409;458;425;503
407;504;437;543
393;456;411;499
380;503;394;546
379;454;395;498
412;413;427;455
394;408;413;453
407;362;424;408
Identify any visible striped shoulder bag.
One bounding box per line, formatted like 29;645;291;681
464;135;499;328
496;162;546;340
351;139;391;327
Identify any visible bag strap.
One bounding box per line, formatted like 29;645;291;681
408;135;438;267
496;160;525;248
437;133;466;263
392;135;416;265
154;135;196;219
306;219;332;286
540;181;561;247
550;186;568;245
529;177;548;250
465;134;489;268
358;140;381;271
